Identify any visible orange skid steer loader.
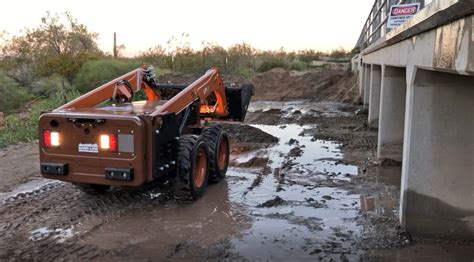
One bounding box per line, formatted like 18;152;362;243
38;66;253;199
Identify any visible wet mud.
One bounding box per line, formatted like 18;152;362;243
0;100;472;261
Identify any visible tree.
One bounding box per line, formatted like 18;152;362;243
201;41;227;69
329;47;349;60
227;42;256;71
138;44;172;68
1;12;103;85
297;49;323;63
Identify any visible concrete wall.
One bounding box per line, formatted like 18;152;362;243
377;66;406;161
400;68;474;239
369;65;382;127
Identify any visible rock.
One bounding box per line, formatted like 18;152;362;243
257;196;286;208
322;195;333;200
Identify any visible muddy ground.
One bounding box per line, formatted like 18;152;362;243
0;100;473;261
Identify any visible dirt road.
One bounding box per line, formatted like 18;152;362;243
0;100;472;261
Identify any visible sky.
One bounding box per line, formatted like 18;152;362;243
1;0;374;57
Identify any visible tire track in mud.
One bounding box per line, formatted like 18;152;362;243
243;165;271;197
0;182;169;260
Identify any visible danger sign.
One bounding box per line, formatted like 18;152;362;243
387;3;420;29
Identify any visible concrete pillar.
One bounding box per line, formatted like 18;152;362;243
351;57;359;73
377;66;406;161
363;64;371;105
359;64;365;95
368;65;382;127
400;68;474;239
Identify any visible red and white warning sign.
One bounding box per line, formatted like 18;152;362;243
387;3;420;29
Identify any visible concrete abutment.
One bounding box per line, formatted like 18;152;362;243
399;68;474;239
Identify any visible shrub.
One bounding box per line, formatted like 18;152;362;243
0;70;33;113
0;90;80;148
31;75;74;97
74;59;141;93
257;58;287;73
289;60;309;71
297;49;323;63
231;67;255;80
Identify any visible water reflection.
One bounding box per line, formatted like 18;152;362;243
360;191;396;215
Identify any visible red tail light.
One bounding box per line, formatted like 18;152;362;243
43;130;51;147
100;134;117;152
43;130;60;147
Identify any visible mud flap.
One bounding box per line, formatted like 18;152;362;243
225;84;254;121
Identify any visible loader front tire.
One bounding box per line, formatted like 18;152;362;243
201;125;230;183
174;134;210;200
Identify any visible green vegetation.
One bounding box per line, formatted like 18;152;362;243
258;57;287;72
0;12;352;148
0;71;32;113
0;90;80;148
1;12;102;86
139;40;351;78
289;60;312;71
74;59;141;93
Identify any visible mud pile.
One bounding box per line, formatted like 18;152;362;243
250;68;361;104
157;72;247;86
219;123;278;144
157;68;361;104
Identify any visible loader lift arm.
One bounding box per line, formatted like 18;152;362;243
55;66;230;119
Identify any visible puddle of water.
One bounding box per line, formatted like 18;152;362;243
224;124;368;259
248;101;356;118
360;191;397;216
246;124;358;181
248;101;307;113
226;169;362;258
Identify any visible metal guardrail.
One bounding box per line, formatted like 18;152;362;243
356;0;429;50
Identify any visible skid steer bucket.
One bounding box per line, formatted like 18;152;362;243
225;84;254;121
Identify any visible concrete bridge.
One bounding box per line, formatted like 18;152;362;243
352;0;473;239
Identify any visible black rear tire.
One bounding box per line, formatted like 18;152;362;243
201;125;230;183
174;134;210;200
